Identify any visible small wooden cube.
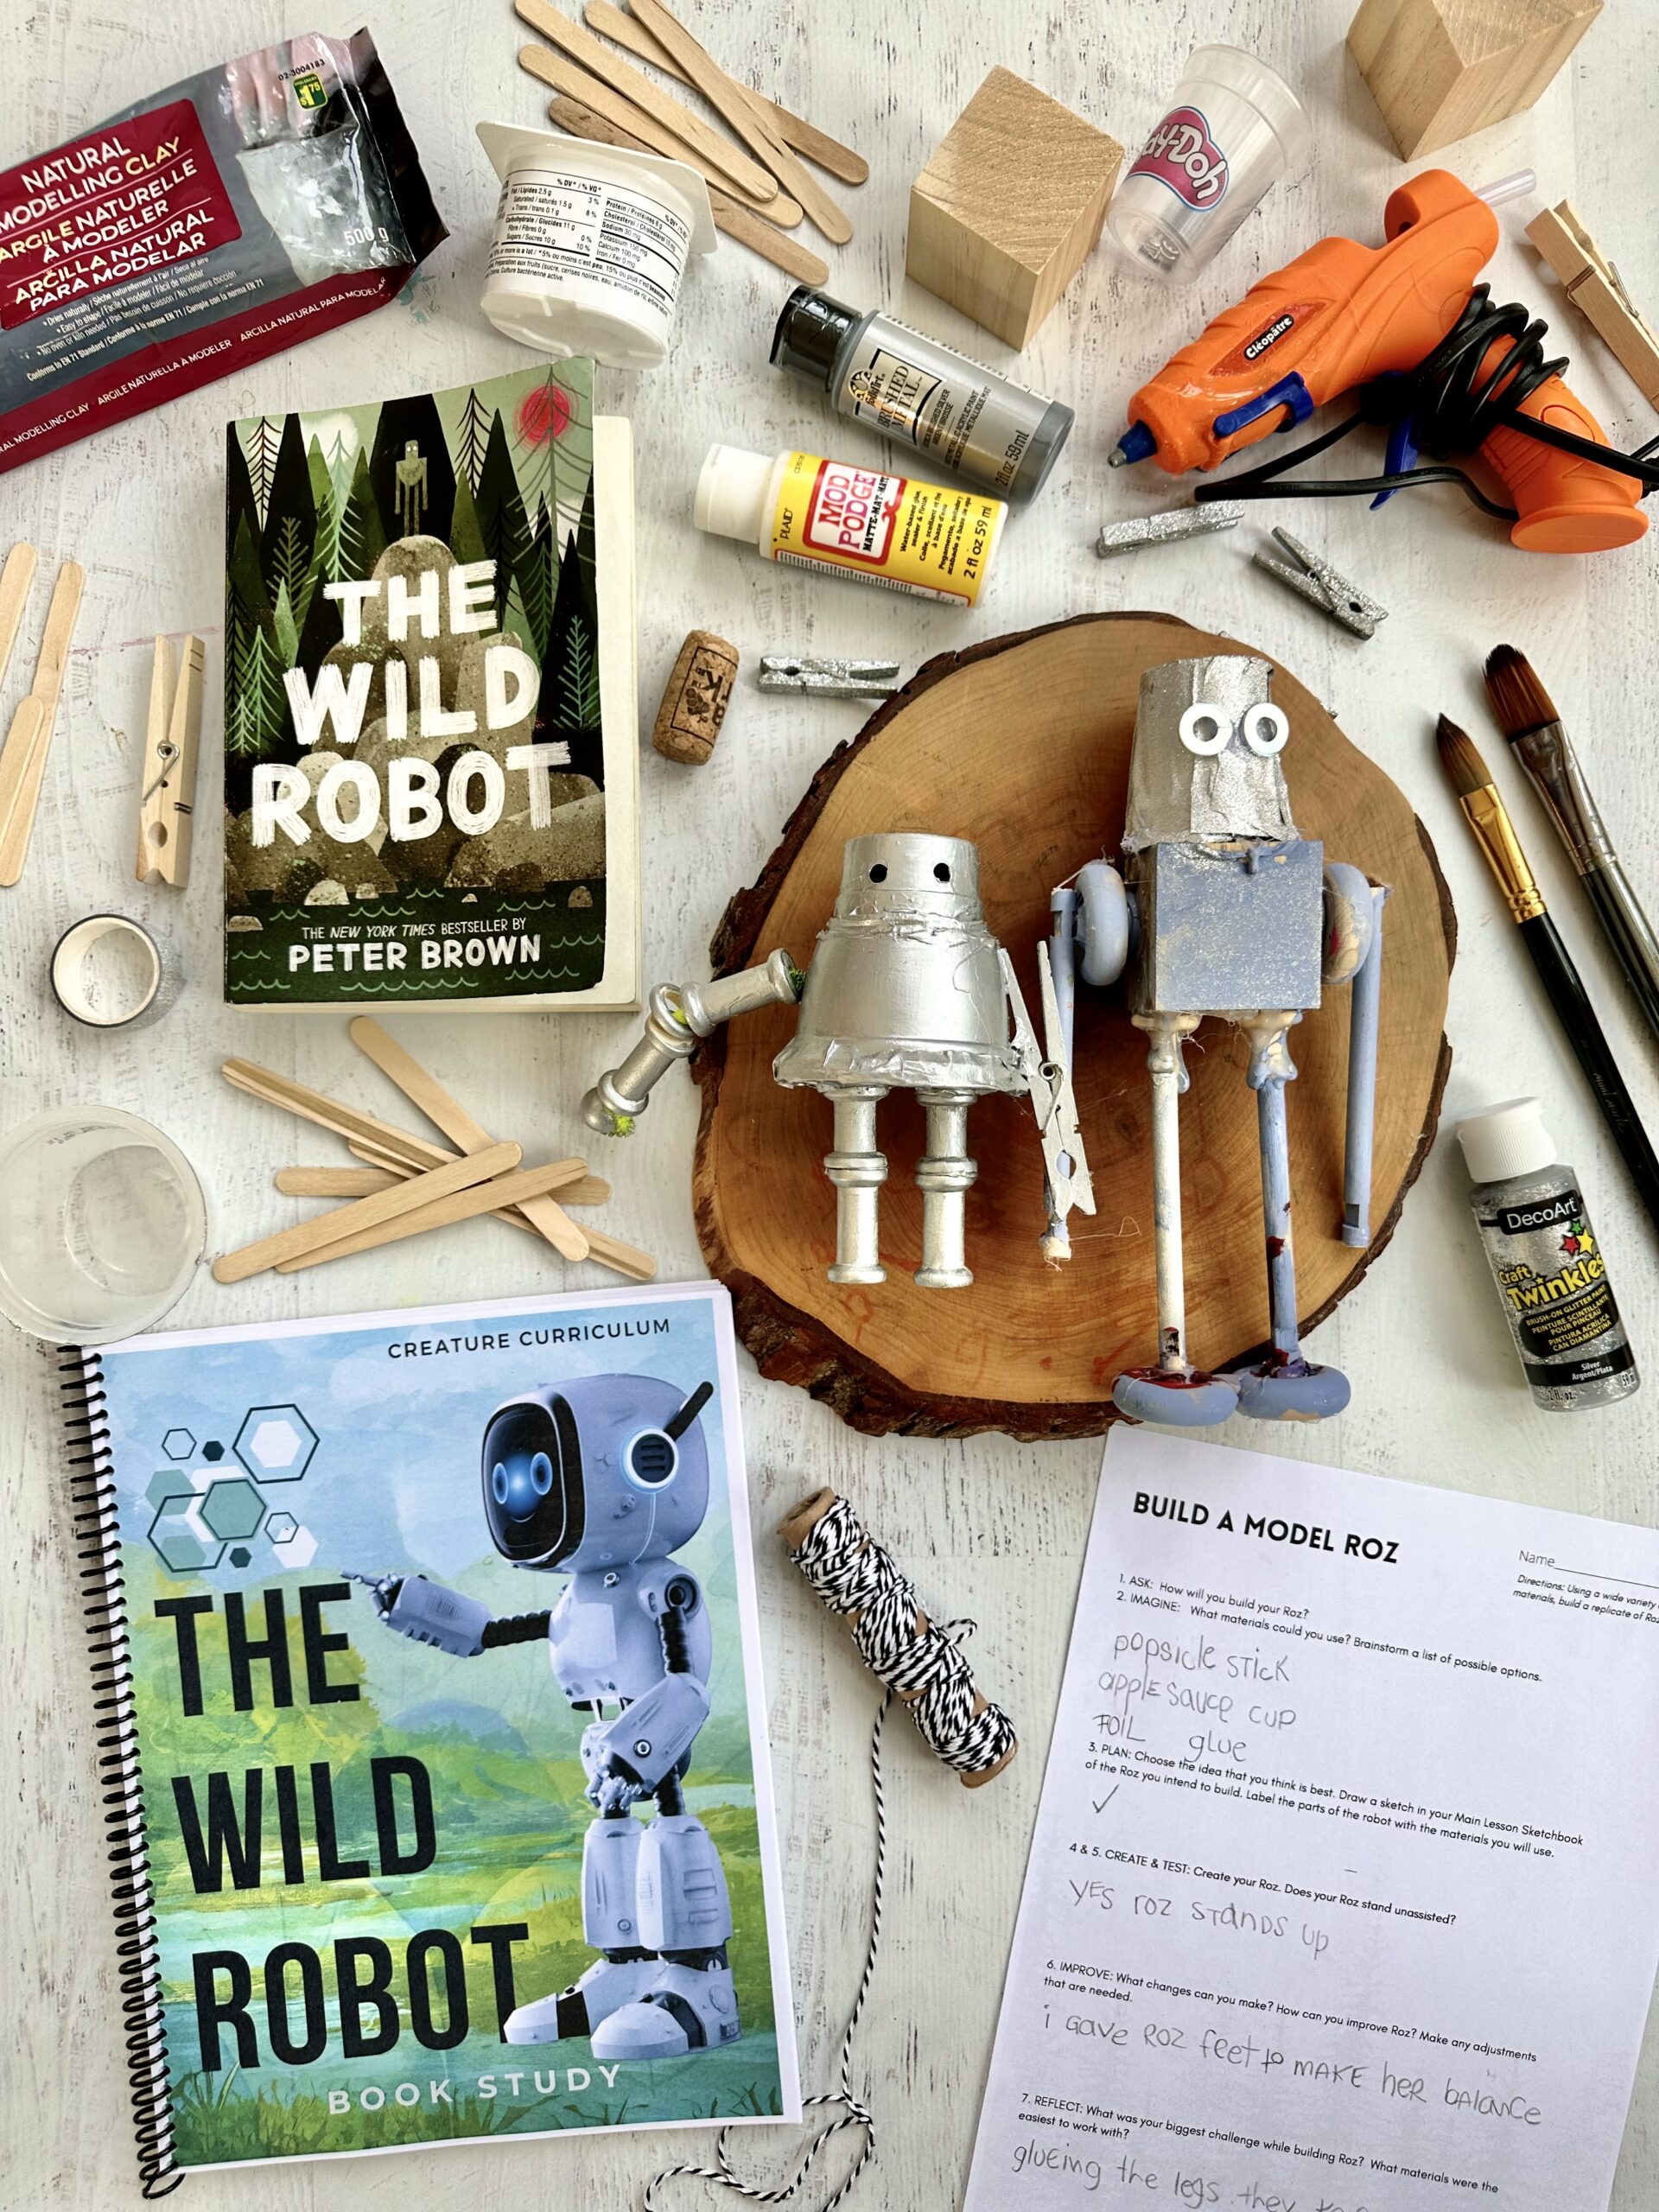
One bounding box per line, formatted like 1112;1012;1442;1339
1348;0;1602;158
906;67;1123;351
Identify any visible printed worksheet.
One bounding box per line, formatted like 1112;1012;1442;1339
965;1429;1659;2212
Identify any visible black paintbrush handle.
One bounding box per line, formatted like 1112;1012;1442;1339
1518;912;1659;1230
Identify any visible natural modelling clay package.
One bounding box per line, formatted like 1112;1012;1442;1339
0;30;444;474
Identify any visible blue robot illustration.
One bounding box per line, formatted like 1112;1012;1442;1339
352;1373;738;2059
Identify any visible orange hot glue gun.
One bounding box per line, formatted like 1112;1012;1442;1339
1109;169;1653;555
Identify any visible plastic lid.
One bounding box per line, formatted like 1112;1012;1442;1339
1455;1096;1557;1185
771;285;857;387
695;445;775;542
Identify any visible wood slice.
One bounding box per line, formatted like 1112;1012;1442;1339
692;613;1455;1439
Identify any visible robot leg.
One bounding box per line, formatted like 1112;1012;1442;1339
590;1810;741;2061
1225;1018;1351;1423
1113;1013;1237;1427
503;1813;657;2045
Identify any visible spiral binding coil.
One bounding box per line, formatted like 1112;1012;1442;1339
60;1347;181;2198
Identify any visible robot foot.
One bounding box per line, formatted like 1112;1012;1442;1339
1226;1358;1351;1423
1113;1366;1238;1428
503;1952;657;2045
590;1955;741;2062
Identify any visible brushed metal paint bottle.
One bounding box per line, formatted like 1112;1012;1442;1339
1457;1096;1639;1412
769;285;1072;503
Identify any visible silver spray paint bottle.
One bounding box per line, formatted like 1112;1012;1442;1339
769;285;1073;503
1456;1096;1640;1412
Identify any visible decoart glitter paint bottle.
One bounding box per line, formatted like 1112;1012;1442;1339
768;285;1072;503
1456;1096;1639;1412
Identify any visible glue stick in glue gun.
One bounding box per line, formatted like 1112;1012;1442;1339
1111;169;1646;555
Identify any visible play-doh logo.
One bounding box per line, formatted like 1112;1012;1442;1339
1129;105;1229;209
805;461;899;563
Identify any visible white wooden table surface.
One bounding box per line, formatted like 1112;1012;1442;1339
5;2;1659;2206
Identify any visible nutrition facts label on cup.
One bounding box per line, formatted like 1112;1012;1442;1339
488;172;690;318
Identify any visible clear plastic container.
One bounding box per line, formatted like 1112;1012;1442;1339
0;1108;206;1344
1106;46;1311;285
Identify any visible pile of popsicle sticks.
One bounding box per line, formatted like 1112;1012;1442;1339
213;1017;653;1285
0;543;85;889
515;0;866;289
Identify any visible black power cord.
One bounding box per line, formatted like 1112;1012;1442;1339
1192;286;1659;520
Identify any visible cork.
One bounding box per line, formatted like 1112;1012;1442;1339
652;629;739;764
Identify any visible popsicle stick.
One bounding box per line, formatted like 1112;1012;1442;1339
628;0;851;245
0;698;46;886
0;560;85;887
578;1227;658;1282
546;97;827;283
515;0;777;202
213;1141;522;1283
276;1160;592;1273
518;46;801;224
582;2;866;185
0;543;38;689
289;1161;613;1207
348;1015;589;1262
223;1058;452;1170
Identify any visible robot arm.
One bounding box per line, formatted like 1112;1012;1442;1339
582;951;803;1136
346;1571;548;1658
1321;863;1390;1249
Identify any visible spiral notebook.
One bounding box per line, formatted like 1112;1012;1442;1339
63;1282;798;2193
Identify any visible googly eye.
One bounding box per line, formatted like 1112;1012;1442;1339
531;1451;554;1496
491;1463;509;1503
1179;702;1232;756
1241;703;1290;757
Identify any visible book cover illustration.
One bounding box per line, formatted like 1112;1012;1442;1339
88;1285;798;2172
223;364;618;1007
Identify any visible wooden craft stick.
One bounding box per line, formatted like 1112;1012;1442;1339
136;632;204;887
577;1226;658;1282
545;97;828;283
0;560;85;887
213;1141;522;1283
287;1161;613;1206
223;1058;453;1170
627;0;852;245
346;1138;646;1271
582;1;867;184
276;1160;591;1273
0;543;38;690
348;1016;590;1263
518;46;801;223
515;0;778;202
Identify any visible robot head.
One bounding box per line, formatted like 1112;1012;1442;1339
480;1373;712;1573
833;832;980;919
1122;655;1299;854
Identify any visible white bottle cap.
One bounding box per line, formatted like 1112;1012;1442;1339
695;444;774;542
1455;1097;1558;1185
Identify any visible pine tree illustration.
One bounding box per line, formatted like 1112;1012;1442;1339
272;581;299;668
228;616;285;760
454;387;493;492
270;515;312;636
337;447;387;582
475;409;531;628
245;417;281;521
514;497;553;660
327;430;353;505
561;612;601;730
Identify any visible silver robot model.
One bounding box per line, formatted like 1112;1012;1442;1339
1045;654;1388;1427
583;832;1092;1287
352;1372;737;2060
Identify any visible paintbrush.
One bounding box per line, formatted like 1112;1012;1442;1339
1436;715;1659;1231
1484;644;1659;1050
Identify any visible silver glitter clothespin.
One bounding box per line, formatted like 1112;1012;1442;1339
1252;527;1389;640
758;654;903;700
1095;500;1243;557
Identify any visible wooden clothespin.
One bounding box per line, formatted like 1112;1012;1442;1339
136;633;204;887
1527;200;1659;413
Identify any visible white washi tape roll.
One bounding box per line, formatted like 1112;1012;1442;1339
50;914;171;1030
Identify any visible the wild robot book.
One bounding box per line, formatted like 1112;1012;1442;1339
74;1284;797;2180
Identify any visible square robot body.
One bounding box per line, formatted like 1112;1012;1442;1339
1123;653;1322;1018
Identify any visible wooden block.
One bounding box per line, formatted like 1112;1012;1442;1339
1347;0;1602;158
906;67;1122;351
652;630;738;764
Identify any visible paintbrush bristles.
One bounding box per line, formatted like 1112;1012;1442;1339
1435;715;1498;798
1484;645;1560;740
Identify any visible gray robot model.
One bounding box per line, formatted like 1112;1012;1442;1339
1044;654;1388;1427
582;832;1092;1287
353;1372;737;2061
